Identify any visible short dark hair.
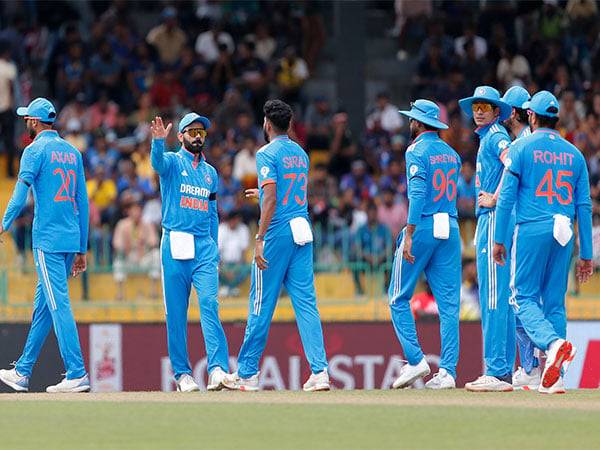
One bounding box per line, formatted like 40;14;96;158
536;114;559;129
514;107;528;124
264;99;293;132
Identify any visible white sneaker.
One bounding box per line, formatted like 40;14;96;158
538;376;566;394
303;370;330;392
221;372;259;391
465;375;513;392
0;367;29;392
207;367;227;391
392;359;430;389
425;369;455;389
175;374;200;392
542;339;576;389
512;366;541;391
46;374;90;393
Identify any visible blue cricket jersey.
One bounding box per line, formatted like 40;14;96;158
405;131;461;226
495;128;593;259
475;121;512;217
2;130;89;253
151;139;218;241
256;135;310;240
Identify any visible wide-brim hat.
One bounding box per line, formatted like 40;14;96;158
399;99;448;130
459;86;512;121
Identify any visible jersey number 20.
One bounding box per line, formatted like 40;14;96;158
54;168;76;203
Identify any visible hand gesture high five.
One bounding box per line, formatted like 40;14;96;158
151;116;172;140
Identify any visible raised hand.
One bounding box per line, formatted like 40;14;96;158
150;116;173;140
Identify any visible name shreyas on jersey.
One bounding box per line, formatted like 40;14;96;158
429;153;459;165
179;183;210;212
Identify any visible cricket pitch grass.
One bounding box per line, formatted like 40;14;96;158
1;389;599;449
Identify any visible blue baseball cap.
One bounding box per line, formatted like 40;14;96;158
16;97;57;123
178;112;211;133
522;90;560;118
399;99;448;130
501;86;530;109
459;86;512;121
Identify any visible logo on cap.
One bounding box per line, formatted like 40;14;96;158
478;88;485;95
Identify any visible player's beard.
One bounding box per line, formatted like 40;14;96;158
27;123;36;139
183;136;203;154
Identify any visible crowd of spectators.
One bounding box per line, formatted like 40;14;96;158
1;1;600;307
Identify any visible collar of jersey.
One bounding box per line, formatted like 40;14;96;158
533;127;560;136
271;135;289;142
474;120;501;137
178;147;206;162
413;131;438;143
33;129;58;141
516;125;530;139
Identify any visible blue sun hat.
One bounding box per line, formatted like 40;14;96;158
459;86;512;121
502;86;531;109
16;97;57;123
399;99;448;130
178;112;211;133
522;90;560;118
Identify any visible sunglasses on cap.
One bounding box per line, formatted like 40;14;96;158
471;102;494;113
185;128;207;138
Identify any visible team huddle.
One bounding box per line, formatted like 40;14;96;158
0;87;593;395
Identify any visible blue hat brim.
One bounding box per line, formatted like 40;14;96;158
399;110;448;130
458;96;512;121
16;107;29;117
179;115;211;133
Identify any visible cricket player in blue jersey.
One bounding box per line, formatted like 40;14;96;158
459;86;516;392
387;100;461;390
493;91;593;394
223;100;329;392
0;98;90;393
479;86;541;390
150;113;229;392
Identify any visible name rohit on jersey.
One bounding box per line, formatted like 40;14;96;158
179;184;210;211
429;154;458;165
533;151;575;166
51;151;77;165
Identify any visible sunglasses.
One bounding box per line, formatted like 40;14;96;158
185;128;207;138
471;103;494;113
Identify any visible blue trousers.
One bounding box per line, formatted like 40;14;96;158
516;317;539;373
476;211;516;378
236;231;328;379
16;249;86;379
388;222;461;378
510;222;571;352
161;233;229;379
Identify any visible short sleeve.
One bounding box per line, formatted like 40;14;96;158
256;150;277;188
18;144;42;186
405;146;427;182
489;131;512;163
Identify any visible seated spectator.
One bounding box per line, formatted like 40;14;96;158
112;200;160;301
142;177;162;229
233;135;258;188
217;160;242;216
351;204;392;295
213;88;254;136
87;166;118;225
234;40;269;120
116;160;154;197
131;141;154;183
377;187;407;239
56;92;87;131
251;22;276;63
496;42;531;89
56;42;87;104
378;158;407;200
179;46;212;101
218;211;251;297
460;39;490;88
340;160;377;205
228;111;261;144
146;7;187;66
129;92;158;128
86;90;119;132
195;20;234;64
328;112;358;179
460;258;480;320
86;130;120;176
210;42;236;98
89;40;122;101
127;43;156;100
457;160;476;219
63;118;88;153
559;90;585;136
275;46;309;107
366;91;403;136
305;96;333;151
308;163;337;227
454;22;487;60
329;188;367;236
414;40;450;97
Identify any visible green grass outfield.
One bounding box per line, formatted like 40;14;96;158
1;390;599;449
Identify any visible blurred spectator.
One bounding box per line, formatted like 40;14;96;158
116;160;153;198
228;111;261;144
87;165;118;226
496;43;531;89
112;201;160;301
308;163;337;227
86;130;120;176
234;40;269;120
56;92;87;130
87;91;119;131
460;259;480;320
414;41;449;96
559;90;585;135
217;160;242;216
56;42;87;105
305;96;333;151
89;40;122;102
275;46;309;107
460;39;490;88
330;188;367;235
64;118;87;153
127;43;156;101
0;40;17;177
377;187;407;239
340;160;377;205
573;112;600;158
351;204;392;295
146;7;187;66
210;42;236;98
457;160;476;219
218;211;250;297
251;23;276;63
195;20;234;64
378;159;407;201
592;214;600;268
454;22;487;60
150;70;185;111
233;135;258;188
366;91;403;135
328;112;358;179
213;88;254;135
